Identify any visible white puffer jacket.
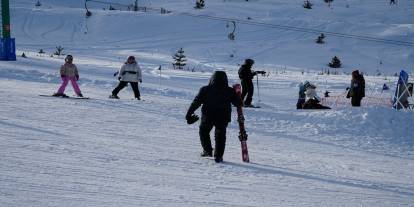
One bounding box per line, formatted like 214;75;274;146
118;63;142;82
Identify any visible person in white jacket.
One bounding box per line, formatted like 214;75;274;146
110;56;142;99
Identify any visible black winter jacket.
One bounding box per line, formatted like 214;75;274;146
238;64;256;80
187;71;241;123
350;75;365;99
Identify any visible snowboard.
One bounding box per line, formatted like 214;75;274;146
39;94;90;99
233;84;250;163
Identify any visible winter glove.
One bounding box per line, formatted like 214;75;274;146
186;114;199;125
256;71;266;75
113;71;119;77
118;76;121;81
75;75;79;81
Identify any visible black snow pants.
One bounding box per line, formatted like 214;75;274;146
199;120;228;159
351;96;362;107
112;81;140;98
241;79;254;106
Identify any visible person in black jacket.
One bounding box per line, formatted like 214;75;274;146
238;59;265;107
186;71;242;163
347;70;365;107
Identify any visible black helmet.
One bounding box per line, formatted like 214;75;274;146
245;58;255;65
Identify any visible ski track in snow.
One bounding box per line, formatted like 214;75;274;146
40;17;65;40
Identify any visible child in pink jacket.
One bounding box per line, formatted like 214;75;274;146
53;55;83;97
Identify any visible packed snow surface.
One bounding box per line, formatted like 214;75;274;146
1;0;414;206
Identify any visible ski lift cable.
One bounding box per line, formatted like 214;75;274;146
80;2;414;47
86;0;131;7
179;13;414;47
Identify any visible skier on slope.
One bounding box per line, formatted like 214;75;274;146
346;70;365;107
110;56;142;100
186;71;242;163
238;59;266;107
53;55;83;97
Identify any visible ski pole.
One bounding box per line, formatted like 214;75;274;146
158;65;162;89
256;75;261;106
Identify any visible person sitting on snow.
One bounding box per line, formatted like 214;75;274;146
302;84;331;109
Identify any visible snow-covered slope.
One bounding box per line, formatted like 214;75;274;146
1;0;414;206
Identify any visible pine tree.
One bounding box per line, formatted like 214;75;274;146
54;46;64;57
173;48;187;70
328;56;341;68
316;33;325;44
195;0;205;9
303;0;313;9
324;0;333;7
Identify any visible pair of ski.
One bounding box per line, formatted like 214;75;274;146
39;94;90;99
39;95;144;101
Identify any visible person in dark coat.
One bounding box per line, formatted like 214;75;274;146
238;59;265;107
186;71;242;163
347;70;365;107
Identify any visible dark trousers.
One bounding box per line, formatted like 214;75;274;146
351;97;362;107
296;98;305;109
112;81;140;98
199;120;228;158
241;79;254;106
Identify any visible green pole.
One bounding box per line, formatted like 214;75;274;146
2;0;11;38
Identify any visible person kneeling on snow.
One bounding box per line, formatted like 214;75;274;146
110;56;142;100
186;71;242;163
302;84;331;109
53;55;83;97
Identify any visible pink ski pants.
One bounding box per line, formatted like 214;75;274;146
57;76;81;95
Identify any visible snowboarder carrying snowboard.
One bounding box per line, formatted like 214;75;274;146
346;70;365;107
238;59;265;107
186;71;242;163
53;55;83;97
110;56;142;100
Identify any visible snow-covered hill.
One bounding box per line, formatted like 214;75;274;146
1;0;414;206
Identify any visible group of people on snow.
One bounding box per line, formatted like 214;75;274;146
51;56;410;163
297;69;366;109
53;55;143;100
